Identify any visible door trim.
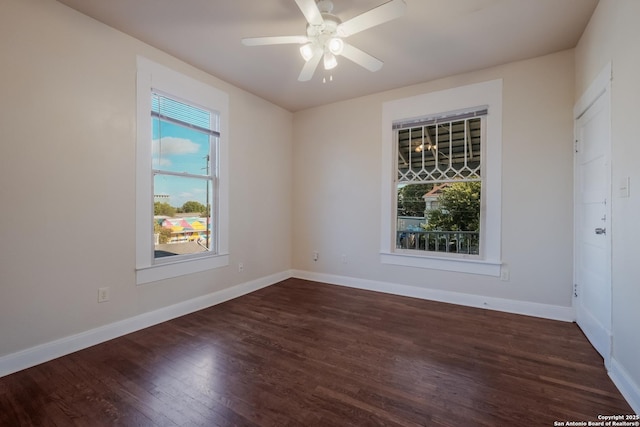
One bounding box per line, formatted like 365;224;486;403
574;63;612;119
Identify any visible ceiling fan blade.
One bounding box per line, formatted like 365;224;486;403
340;43;383;72
294;0;324;26
242;35;309;46
338;0;406;37
298;51;322;81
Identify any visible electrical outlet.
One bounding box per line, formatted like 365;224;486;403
238;262;244;272
98;287;110;303
500;266;510;282
313;251;319;262
341;254;348;264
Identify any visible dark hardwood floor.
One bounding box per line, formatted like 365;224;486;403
0;278;633;426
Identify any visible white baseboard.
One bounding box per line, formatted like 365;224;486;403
0;269;579;379
5;269;635;412
610;358;640;415
292;270;576;322
0;270;291;378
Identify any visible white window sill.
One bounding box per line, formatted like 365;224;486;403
136;253;229;285
380;252;501;276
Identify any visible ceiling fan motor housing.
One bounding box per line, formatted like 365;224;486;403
305;10;343;61
306;11;341;37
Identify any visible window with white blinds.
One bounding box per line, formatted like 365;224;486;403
136;57;229;285
151;92;218;259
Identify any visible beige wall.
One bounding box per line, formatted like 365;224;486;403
293;50;575;307
0;0;293;357
575;0;640;405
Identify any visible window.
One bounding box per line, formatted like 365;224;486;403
136;57;229;284
381;80;502;276
152;93;217;258
396;112;485;255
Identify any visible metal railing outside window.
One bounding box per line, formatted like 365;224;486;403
396;230;479;255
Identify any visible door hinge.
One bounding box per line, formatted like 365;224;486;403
574;139;579;153
574;283;578;298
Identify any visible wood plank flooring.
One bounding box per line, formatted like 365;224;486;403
0;278;633;426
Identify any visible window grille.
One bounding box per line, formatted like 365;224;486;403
396;108;486;184
394;108;487;256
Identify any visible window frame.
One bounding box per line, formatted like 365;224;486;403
380;79;503;276
136;57;229;285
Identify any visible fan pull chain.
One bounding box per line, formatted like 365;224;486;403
323;74;334;84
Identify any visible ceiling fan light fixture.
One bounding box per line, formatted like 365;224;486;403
243;0;407;81
300;43;315;61
323;52;338;70
327;37;344;55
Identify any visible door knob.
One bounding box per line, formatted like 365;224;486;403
595;228;606;235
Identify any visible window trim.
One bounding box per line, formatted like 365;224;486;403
380;79;503;276
136;57;229;285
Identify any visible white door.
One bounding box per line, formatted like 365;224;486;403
574;85;612;366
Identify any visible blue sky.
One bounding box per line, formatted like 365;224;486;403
152;117;213;209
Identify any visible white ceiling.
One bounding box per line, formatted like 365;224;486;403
56;0;598;112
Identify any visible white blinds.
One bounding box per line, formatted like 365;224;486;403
392;106;488;130
151;91;220;137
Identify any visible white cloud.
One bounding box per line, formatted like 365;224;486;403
179;191;195;199
153;157;172;167
152;137;199;156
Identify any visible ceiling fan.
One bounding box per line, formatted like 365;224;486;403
242;0;407;81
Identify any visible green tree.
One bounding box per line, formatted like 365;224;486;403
397;183;433;217
423;181;481;231
154;201;176;217
154;222;172;244
181;200;206;214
